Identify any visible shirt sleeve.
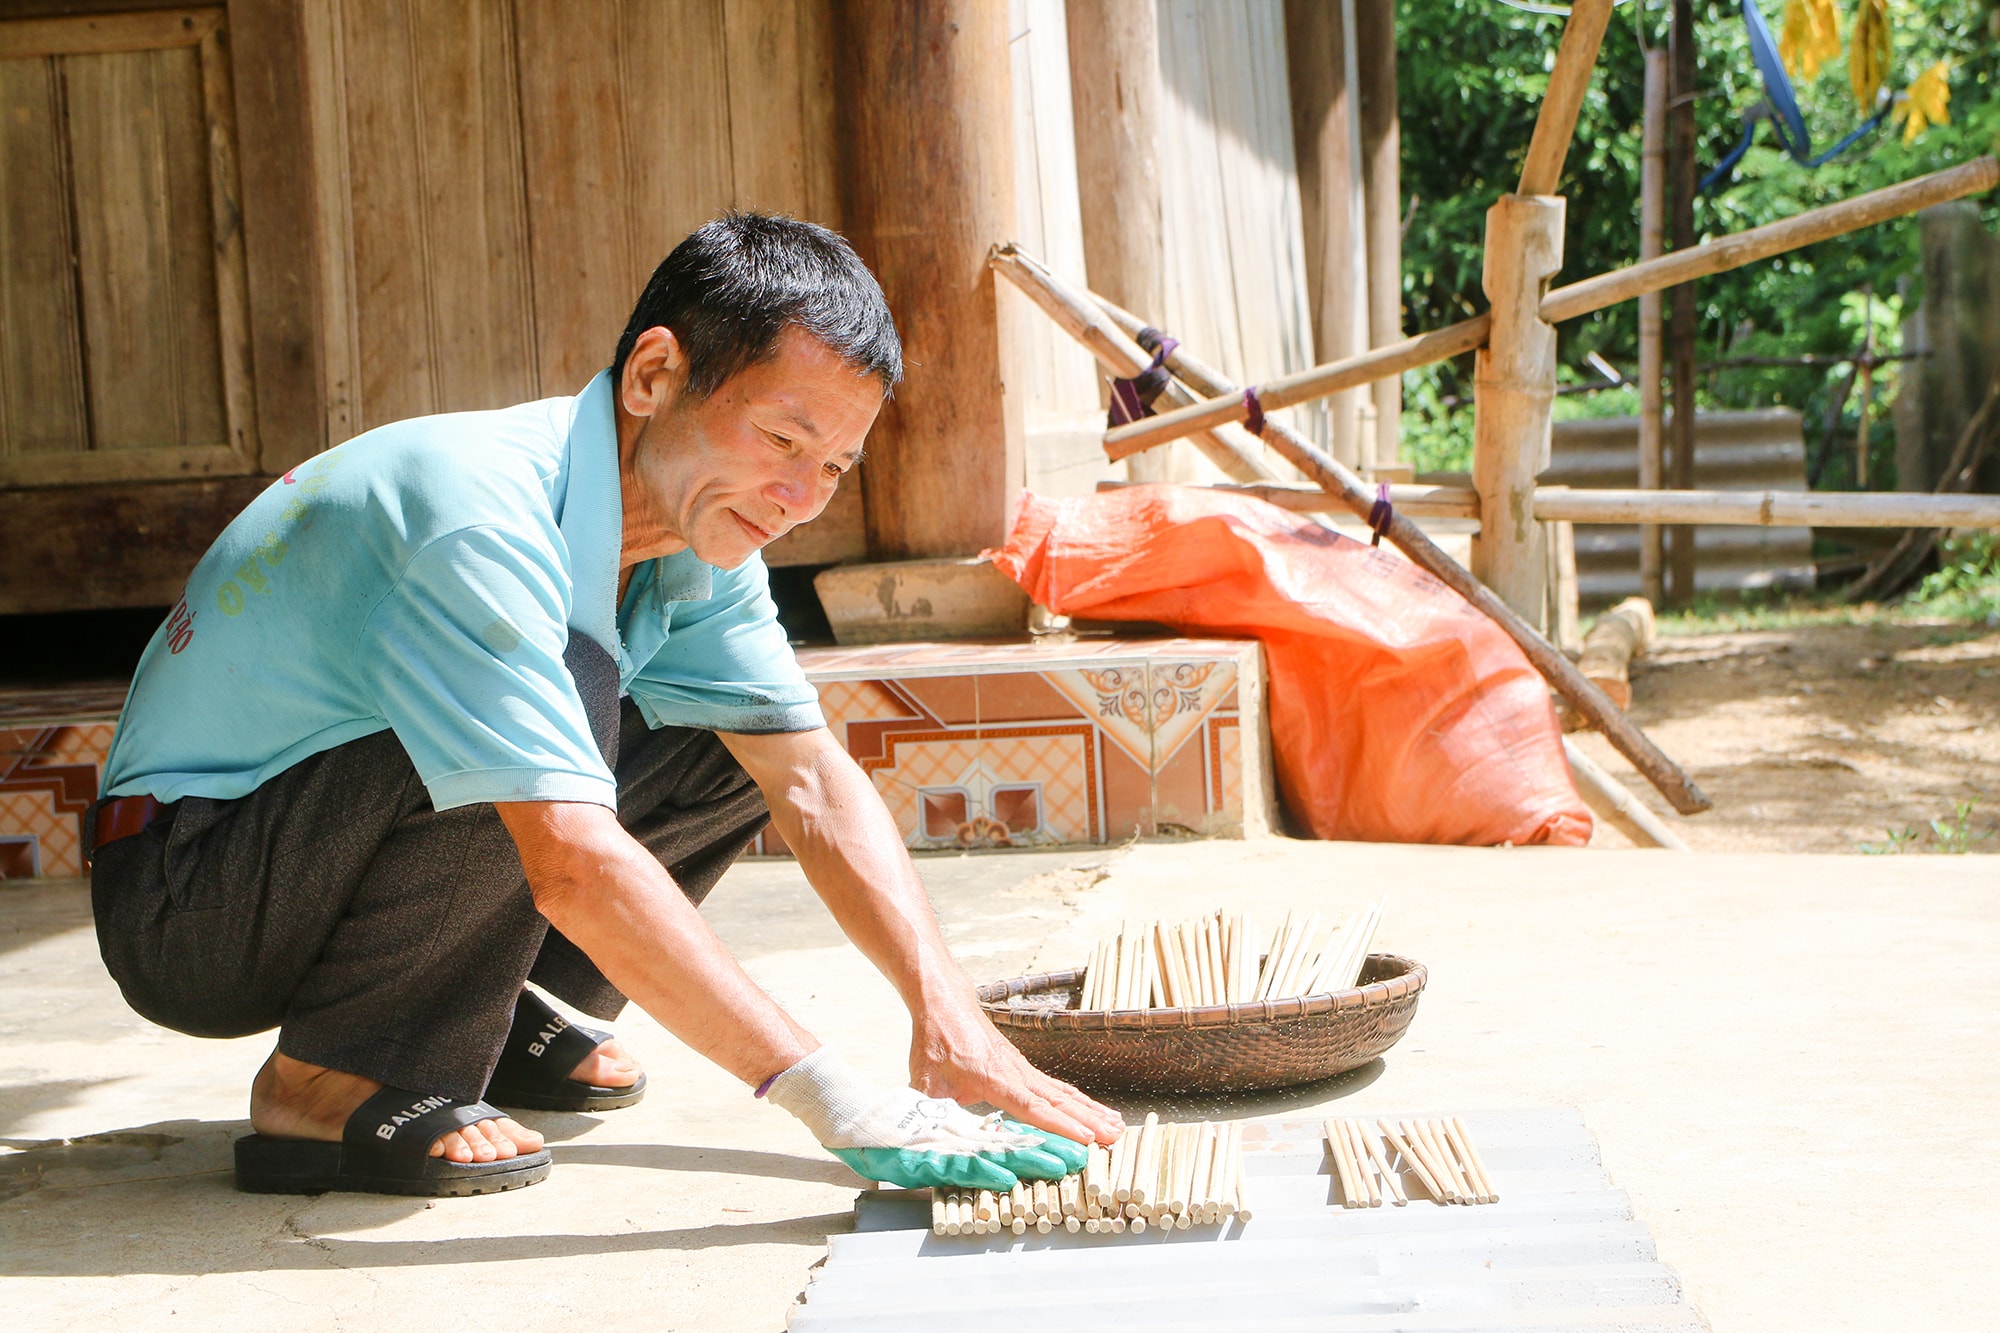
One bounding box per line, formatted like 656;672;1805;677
357;525;618;810
627;555;825;735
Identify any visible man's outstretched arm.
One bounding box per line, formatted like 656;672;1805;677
719;727;1123;1147
496;797;1097;1186
497;799;817;1086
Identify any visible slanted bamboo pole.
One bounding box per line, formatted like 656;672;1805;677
1543;158;2000;323
1100;477;1470;513
1515;0;1615;197
1062;283;1711;815
1098;314;1491;458
1564;738;1689;852
986;246;1277;482
1095;157;1999;456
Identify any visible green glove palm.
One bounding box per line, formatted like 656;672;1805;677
988;1120;1090;1181
828;1145;1022;1192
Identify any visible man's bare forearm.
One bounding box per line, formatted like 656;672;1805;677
722;730;973;1018
496;800;815;1086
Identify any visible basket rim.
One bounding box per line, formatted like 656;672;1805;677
976;952;1426;1032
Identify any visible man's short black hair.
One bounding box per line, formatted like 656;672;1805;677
612;212;902;399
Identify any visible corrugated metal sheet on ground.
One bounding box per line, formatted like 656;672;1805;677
1547;411;1816;605
790;1108;1708;1333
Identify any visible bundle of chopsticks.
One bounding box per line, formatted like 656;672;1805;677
1076;900;1386;1011
930;1114;1249;1236
1324;1116;1498;1208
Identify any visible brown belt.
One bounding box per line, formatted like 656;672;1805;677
87;794;164;859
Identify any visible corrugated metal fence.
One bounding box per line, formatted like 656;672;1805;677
1546;410;1817;605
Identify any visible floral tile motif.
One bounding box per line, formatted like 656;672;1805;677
755;637;1271;855
1;722;115;880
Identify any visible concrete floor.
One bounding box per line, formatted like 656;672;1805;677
3;840;1994;1331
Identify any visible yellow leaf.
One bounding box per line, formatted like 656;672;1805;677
1848;0;1892;113
1781;0;1816;79
1807;0;1843;64
1894;61;1953;144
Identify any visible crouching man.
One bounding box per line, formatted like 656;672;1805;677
89;213;1118;1196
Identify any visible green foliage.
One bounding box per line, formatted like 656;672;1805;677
1861;801;1991;852
1905;530;2000;620
1395;0;2000;485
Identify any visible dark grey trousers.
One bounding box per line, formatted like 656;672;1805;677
88;640;771;1102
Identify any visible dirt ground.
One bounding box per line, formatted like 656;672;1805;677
1569;618;2000;854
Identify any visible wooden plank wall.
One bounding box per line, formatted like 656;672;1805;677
1008;0;1113;499
305;0;857;565
0;8;254;489
1154;0;1319;479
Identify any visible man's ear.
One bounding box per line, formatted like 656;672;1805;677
620;326;686;420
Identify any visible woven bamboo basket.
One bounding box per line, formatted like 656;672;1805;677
977;953;1425;1094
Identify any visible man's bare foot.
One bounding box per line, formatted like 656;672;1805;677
570;1036;641;1090
251;1050;544;1164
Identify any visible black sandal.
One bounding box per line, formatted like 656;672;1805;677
234;1086;552;1196
483;989;648;1113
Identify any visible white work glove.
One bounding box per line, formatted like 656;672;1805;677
764;1047;1084;1189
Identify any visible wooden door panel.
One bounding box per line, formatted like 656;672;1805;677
0;55;90;458
67;42;228;452
0;7;254;488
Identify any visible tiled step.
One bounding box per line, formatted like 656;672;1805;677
760;636;1275;855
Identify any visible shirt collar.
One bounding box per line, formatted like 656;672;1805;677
559;371;623;655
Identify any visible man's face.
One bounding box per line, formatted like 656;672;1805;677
622;327;882;570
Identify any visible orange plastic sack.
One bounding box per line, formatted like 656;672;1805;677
991;485;1590;847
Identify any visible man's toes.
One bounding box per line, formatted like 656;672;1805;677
570;1038;641;1089
426;1121;528;1163
430;1129;472;1162
497;1116;544;1154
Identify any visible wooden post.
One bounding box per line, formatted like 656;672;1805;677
1064;0;1181;484
1577;596;1656;708
1666;0;1699;605
1471;194;1566;628
1356;0;1402;469
835;0;1022;558
1284;0;1372;468
1637;47;1667;608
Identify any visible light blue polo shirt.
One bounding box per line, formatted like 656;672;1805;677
101;372;824;811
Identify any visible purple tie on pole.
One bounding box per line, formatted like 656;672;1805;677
1107;328;1181;428
1242;387;1267;438
1367;482;1394;547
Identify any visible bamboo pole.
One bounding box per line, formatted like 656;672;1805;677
1542;158;2000;324
1099;314;1491;458
986;246;1277;482
1059;285;1712;816
1101;478;2000;529
1516;0;1615;197
1533;487;2000;528
1564;737;1690;852
1094;157;1998;457
1638;46;1668;607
